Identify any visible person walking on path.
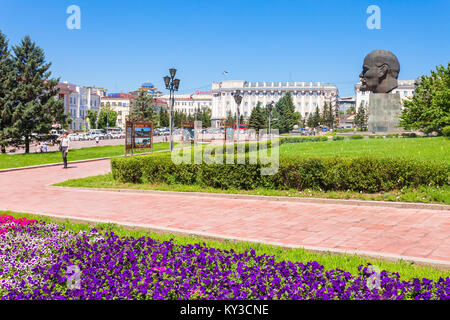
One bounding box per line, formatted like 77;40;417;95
57;131;70;169
95;135;99;145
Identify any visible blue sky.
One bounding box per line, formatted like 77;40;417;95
0;0;449;96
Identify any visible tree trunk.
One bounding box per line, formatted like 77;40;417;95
1;144;5;154
25;135;30;154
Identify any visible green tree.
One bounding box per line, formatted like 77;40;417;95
248;102;265;132
86;109;98;129
8;36;67;153
0;30;13;153
312;106;321;128
354;102;368;131
128;90;157;123
97;107;117;129
224;111;235;127
399;63;450;135
159;108;169;127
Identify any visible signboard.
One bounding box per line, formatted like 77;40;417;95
134;123;153;149
181;122;194;144
125;121;134;155
224;126;234;141
125;121;153;156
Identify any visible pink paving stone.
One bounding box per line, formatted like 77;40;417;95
0;159;449;263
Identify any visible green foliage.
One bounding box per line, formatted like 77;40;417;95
0;30;13;153
86;109;98;129
401;133;417;138
280;136;328;144
159;108;169;127
442;125;450;137
271;92;298;133
399;63;450;135
348;134;364;140
97;107;117;129
354;102;368;131
128;89;157;123
111;153;448;193
6;35;68;153
247;102;266;132
333;135;345;141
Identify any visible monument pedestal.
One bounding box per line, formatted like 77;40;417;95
368;93;402;133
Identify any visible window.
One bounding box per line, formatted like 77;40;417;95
305;92;309;97
404;91;408;95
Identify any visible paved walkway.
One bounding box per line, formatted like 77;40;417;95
1;159;449;266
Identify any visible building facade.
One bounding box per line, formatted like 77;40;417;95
101;93;168;130
210;80;338;127
130;82;162;97
56;82;101;131
355;80;416;109
158;93;213;115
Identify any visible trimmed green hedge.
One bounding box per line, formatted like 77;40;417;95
279;136;328;144
332;136;345;141
111;153;449;193
348;135;364;140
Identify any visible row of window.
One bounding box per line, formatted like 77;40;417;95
69;96;99;106
220;91;331;97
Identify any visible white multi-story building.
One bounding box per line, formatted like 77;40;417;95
57;82;101;131
211;80;338;127
355;80;417;109
158;93;213;115
101;93;168;130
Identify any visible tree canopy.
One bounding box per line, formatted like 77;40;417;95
399;63;450;135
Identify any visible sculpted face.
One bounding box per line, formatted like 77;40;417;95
359;49;400;93
359;60;380;92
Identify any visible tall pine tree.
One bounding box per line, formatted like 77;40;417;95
0;30;13;153
248;102;265;132
128;89;157;122
9;36;67;153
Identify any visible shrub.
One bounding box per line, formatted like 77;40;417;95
443;125;450;138
279;136;328;144
401;133;417;138
348;135;364;140
111;154;449;193
333;135;345;141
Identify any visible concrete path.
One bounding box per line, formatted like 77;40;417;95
1;159;449;267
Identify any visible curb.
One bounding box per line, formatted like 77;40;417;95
5;210;450;270
0;150;169;173
49;185;450;211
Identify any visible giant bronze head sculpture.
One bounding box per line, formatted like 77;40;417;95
360;49;400;93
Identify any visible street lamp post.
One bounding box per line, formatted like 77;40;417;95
232;90;242;142
267;101;274;139
163;69;180;151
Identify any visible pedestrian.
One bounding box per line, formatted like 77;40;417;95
42;141;47;153
57;131;70;169
95;136;99;144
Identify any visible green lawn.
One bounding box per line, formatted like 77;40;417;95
4;210;450;281
279;136;450;163
0;142;173;169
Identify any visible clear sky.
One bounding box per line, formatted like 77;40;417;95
0;0;449;96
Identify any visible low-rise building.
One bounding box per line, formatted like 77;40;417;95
56;82;101;131
158;93;213;115
130;81;162;97
101;93;168;129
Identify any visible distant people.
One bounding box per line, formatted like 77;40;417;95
57;131;70;169
95;136;99;144
42;141;47;153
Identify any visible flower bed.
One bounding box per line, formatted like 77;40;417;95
1;217;449;300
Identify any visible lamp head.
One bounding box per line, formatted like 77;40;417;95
163;76;170;89
169;68;177;78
